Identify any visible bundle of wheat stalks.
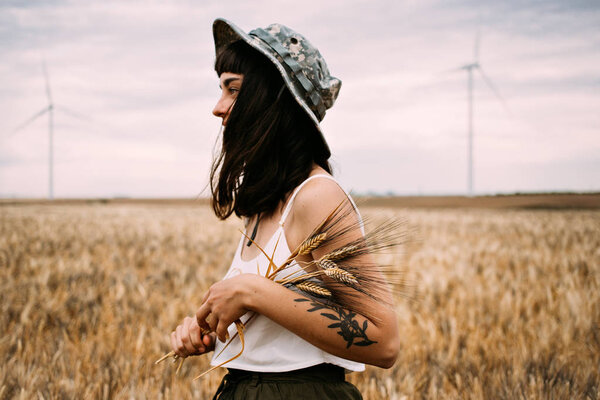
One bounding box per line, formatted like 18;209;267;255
156;200;408;379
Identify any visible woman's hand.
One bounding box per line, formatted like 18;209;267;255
170;316;216;358
195;273;266;342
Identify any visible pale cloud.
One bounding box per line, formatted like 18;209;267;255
1;0;598;197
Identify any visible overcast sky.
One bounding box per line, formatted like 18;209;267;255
1;0;599;198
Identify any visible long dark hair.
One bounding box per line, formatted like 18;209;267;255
210;40;331;220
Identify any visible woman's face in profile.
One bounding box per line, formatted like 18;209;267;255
213;72;243;126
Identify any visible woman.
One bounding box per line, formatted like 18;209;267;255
169;18;400;399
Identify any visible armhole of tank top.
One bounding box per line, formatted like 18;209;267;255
278;174;365;235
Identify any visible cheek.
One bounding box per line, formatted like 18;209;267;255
224;99;237;119
221;97;234;110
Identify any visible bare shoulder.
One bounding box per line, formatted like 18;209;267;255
285;176;352;248
293;177;347;221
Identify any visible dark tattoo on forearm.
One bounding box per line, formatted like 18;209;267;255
294;298;377;348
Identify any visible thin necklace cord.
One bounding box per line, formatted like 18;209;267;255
246;213;260;247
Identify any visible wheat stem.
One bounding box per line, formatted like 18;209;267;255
155;351;175;365
194;320;245;380
175;357;184;375
267;201;344;280
276;271;323;285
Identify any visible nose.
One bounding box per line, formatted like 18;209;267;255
212;95;230;119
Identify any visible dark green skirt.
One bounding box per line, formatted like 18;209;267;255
213;364;363;400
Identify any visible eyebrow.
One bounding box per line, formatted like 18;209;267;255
223;77;241;87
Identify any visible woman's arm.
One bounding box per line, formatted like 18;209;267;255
196;272;399;368
194;178;401;368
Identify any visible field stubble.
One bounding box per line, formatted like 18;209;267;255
0;203;598;399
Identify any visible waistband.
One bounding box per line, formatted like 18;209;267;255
226;363;345;383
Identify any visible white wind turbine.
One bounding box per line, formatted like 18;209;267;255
12;59;91;199
453;31;508;196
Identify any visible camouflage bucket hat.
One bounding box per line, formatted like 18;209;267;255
212;18;341;156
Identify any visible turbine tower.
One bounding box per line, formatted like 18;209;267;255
11;60;55;199
43;61;54;199
12;59;91;199
454;32;508;196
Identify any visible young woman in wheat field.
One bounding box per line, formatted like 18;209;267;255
167;18;400;399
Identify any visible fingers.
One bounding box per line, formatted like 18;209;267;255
203;332;216;349
174;325;186;357
181;317;201;355
170;330;180;357
188;318;206;353
215;320;230;343
170;317;207;358
196;302;212;332
195;307;228;343
207;313;219;333
194;283;244;343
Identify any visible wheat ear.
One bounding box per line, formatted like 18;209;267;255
268;200;345;280
266;232;327;279
323;265;359;286
320;244;361;262
295;282;331;297
297;232;327;255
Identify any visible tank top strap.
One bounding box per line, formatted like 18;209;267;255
279;174;364;234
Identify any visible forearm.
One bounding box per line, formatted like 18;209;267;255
247;277;400;368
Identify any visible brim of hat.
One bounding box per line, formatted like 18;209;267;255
212;18;331;158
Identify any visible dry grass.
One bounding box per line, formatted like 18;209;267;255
1;203;598;399
357;193;600;210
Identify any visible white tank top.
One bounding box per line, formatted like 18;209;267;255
210;174;366;372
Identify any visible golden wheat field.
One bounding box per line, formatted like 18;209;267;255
1;201;598;399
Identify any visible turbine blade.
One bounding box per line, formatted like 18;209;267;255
476;66;510;114
57;105;92;122
11;106;51;134
42;59;53;105
438;65;470;75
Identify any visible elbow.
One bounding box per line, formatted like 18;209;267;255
373;334;400;369
379;340;400;369
372;310;400;369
